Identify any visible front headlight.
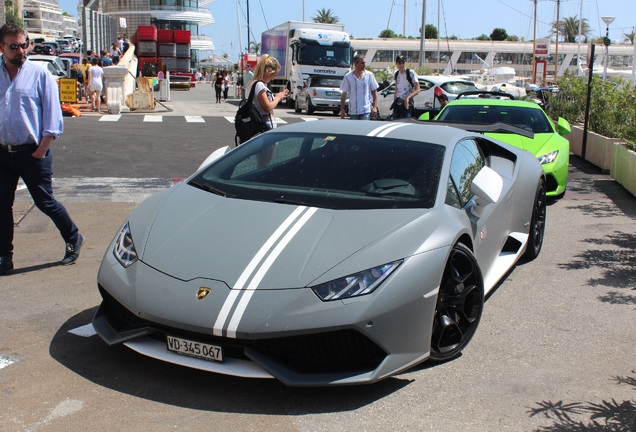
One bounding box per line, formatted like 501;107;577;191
537;150;558;164
113;222;138;268
312;260;402;301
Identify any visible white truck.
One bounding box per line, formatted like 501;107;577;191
260;21;353;107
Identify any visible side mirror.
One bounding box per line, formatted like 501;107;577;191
470;166;503;217
557;117;571;136
197;146;231;171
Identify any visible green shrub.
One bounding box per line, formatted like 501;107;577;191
546;73;636;150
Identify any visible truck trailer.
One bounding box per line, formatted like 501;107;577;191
260;21;353;107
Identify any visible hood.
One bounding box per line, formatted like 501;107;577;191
138;184;435;289
486;132;553;156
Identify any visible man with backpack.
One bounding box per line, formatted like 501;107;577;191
391;55;420;119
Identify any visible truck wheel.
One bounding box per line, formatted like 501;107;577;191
294;99;302;113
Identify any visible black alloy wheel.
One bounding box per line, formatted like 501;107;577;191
523;177;547;260
430;243;484;361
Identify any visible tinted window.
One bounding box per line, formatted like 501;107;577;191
448;139;485;207
191;133;446;210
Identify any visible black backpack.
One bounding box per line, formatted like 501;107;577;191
394;68;414;87
234;81;269;146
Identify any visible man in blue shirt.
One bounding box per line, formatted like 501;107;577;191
0;24;83;275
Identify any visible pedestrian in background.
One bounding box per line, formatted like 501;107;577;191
339;54;378;120
100;50;112;67
110;42;122;65
222;70;230;101
0;24;83;275
242;64;254;97
213;69;223;103
391;55;420;119
87;57;104;112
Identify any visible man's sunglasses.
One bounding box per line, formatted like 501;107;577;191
4;42;29;51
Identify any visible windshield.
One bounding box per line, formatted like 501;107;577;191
437;105;554;133
310;77;343;88
297;39;351;67
190;132;445;210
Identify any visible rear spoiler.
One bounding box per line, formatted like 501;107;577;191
397;118;535;139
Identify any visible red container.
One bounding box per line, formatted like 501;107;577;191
173;30;191;44
138;57;161;77
137;25;157;41
157;29;173;43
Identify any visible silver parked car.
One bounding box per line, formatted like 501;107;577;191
378;75;478;119
295;75;348;115
93;119;546;386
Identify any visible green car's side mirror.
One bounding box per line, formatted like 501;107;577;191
418;112;431;121
557;117;571;136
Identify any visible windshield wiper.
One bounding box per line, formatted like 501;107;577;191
274;197;312;206
189;180;236;198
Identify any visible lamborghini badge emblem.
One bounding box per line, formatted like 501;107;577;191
196;287;212;301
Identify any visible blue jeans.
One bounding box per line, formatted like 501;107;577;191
0;149;79;259
349;113;371;120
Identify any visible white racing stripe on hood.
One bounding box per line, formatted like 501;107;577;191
377;123;409;137
225;207;318;338
213;206;318;338
367;123;397;137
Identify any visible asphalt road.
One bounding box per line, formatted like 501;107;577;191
1;84;635;432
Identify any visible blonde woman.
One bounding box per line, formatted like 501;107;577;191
245;54;290;130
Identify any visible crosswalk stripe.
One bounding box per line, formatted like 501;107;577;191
99;114;121;122
143;115;163;122
185;116;205;123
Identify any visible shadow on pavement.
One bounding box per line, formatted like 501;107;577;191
50;308;412;414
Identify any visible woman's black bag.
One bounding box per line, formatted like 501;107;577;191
235;81;268;146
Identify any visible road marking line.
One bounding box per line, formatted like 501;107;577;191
99;115;121;122
185;116;205;123
143;115;163;122
224;116;235;123
301;117;319;121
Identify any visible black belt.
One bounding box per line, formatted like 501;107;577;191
0;143;38;153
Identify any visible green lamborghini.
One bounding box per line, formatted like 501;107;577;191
421;94;570;197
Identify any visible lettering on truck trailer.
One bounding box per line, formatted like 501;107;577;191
313;69;337;75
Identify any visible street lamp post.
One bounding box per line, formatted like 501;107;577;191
601;16;615;81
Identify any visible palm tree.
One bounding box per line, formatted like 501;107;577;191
624;29;635;45
312;8;339;24
552;16;591;43
249;41;260;54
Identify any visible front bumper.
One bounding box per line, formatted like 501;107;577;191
93;252;440;386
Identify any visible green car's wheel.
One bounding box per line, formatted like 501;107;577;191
430;243;484;362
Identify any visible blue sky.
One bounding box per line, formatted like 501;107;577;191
59;0;635;60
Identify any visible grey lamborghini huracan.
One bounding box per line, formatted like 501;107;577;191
93;119;546;386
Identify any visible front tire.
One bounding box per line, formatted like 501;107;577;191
523;177;547;260
307;99;316;115
294;99;302;113
429;243;484;362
